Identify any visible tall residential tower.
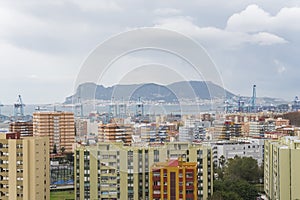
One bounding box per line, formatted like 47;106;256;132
264;136;300;200
0;132;50;200
33;112;75;153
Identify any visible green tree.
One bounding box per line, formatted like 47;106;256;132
208;190;242;200
211;178;258;200
210;156;260;200
224;156;260;183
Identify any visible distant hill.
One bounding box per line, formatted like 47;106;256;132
65;81;235;103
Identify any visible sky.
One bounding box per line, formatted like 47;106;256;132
0;0;300;104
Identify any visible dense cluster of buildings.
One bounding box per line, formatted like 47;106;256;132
1;103;300;199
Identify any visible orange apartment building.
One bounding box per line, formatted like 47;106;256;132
33;112;75;153
150;159;197;200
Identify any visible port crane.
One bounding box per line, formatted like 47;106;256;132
14;95;25;117
224;85;257;113
292;96;300;111
248;85;257;113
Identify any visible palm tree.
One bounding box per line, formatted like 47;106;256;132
60;146;65;154
219;155;226;168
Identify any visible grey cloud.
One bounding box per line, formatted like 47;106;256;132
0;0;299;103
154;16;287;47
226;4;300;33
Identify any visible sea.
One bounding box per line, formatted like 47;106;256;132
0;103;220;117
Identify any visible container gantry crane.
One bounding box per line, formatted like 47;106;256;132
248;85;257;113
292;96;300;111
14;95;25;117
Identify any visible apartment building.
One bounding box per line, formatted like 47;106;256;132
213;120;242;140
33;112;75;153
264;136;300;200
9;121;33;137
150;158;197;200
212;138;265;166
74;142;213;200
0;132;50;200
98;123;133;144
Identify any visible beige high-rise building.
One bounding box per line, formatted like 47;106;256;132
33;112;75;153
74;142;213;200
264;136;300;200
0;132;50;200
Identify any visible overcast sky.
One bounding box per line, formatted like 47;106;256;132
0;0;300;104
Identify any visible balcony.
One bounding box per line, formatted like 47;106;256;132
186;193;194;199
153;185;160;190
16;157;23;161
100;173;117;177
0;164;7;168
0;172;8;176
1;149;8;153
0;187;8;192
100;186;117;191
100;193;118;199
16;148;22;153
0;156;8;160
186;185;194;190
0;180;8;185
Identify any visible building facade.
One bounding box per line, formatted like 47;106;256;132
150;159;197;200
179;119;209;142
264;136;300;200
0;132;50;200
33;112;75;153
98;123;133;144
74;142;213;200
212;138;265;166
75;119;88;139
213;120;242;140
9;121;33;137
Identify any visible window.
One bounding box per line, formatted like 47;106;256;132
154;150;159;162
